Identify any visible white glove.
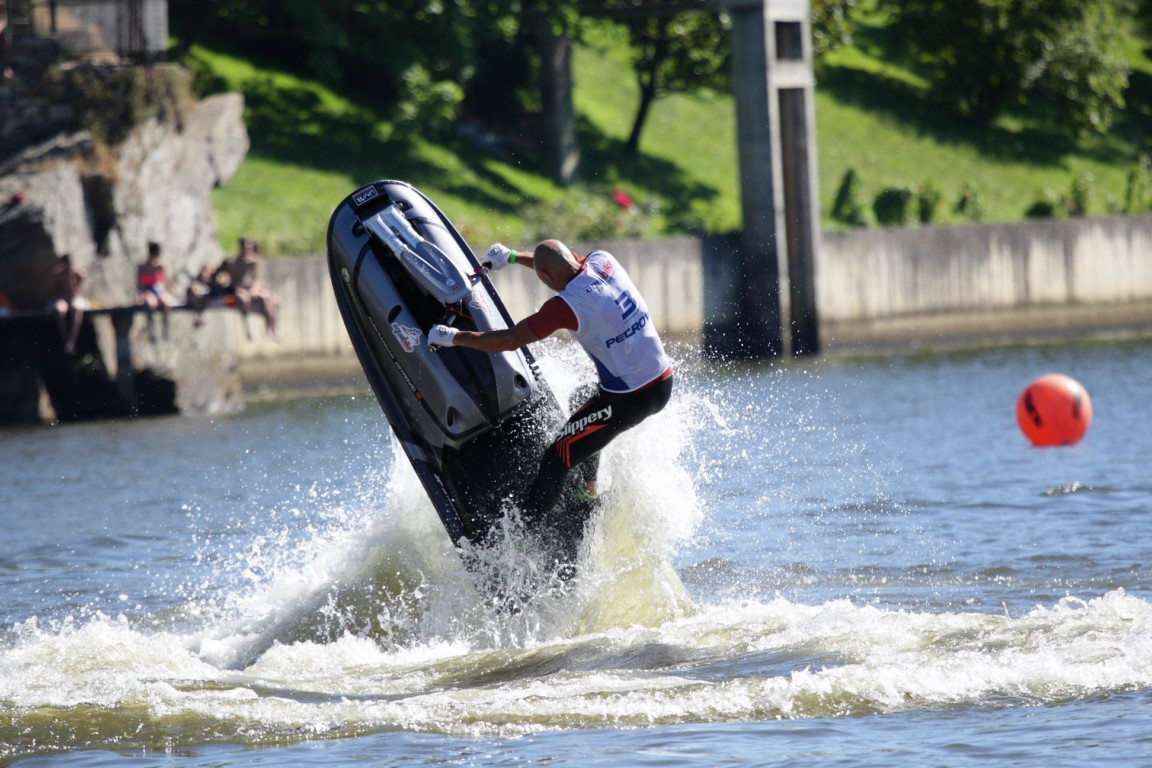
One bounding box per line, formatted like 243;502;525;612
482;242;514;272
428;324;459;350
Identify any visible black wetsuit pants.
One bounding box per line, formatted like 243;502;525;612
523;373;674;523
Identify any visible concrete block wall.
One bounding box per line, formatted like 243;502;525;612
816;214;1152;348
818;215;1152;320
227;213;1152;372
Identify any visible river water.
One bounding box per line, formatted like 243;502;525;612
2;337;1151;766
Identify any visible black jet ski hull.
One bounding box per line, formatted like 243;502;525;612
327;180;593;567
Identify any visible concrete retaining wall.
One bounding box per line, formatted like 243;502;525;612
817;214;1152;349
240;239;707;362
235;214;1152;378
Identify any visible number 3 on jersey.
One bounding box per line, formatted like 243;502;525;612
615;290;637;321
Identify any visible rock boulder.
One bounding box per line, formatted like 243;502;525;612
0;89;249;309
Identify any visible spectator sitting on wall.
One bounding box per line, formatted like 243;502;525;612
48;254;87;354
136;241;177;341
185;260;229;328
213;237;280;341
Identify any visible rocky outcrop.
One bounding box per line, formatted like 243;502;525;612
0;71;249;423
0;148;93;306
0;87;249;310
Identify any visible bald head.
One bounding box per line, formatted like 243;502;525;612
532;239;581;291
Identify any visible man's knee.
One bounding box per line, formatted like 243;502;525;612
541;442;570;475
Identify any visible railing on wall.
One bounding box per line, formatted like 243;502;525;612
8;0;167;60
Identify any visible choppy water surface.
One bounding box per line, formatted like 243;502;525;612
2;338;1152;766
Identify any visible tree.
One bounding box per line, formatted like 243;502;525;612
1133;0;1152;36
172;0;514;123
614;6;730;155
609;0;859;156
530;1;583;183
811;0;859;58
883;0;1129;135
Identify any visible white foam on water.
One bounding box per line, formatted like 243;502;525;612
0;614;226;710
10;588;1150;743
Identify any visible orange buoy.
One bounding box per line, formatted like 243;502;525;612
1016;373;1093;447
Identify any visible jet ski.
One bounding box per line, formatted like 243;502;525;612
327;180;596;579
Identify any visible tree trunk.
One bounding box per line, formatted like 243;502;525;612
626;73;658;156
534;15;579;185
625;21;669;156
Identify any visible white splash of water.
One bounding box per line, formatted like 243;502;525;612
172;340;703;669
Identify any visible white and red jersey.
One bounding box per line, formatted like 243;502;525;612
545;250;670;393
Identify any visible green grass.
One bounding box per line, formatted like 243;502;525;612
200;46;544;254
814;18;1148;226
197;18;1152;256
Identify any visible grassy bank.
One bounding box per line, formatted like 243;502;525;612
198;19;1152;256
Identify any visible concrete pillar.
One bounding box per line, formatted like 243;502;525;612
111;310;136;406
711;0;821;358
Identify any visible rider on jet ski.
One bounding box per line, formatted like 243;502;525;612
430;239;673;526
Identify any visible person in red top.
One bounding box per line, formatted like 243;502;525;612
136;241;177;341
430;239;674;532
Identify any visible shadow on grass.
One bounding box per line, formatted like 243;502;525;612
239;77;517;213
821;14;1150;171
574;115;723;231
237;76;724;232
1099;69;1152;164
816;63;1077;168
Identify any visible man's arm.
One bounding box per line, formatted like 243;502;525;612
430;297;573;351
509;249;535;269
450;318;540;353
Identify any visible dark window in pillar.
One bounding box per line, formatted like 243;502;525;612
774;21;803;61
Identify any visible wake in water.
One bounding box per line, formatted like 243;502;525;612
5;586;1151;746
